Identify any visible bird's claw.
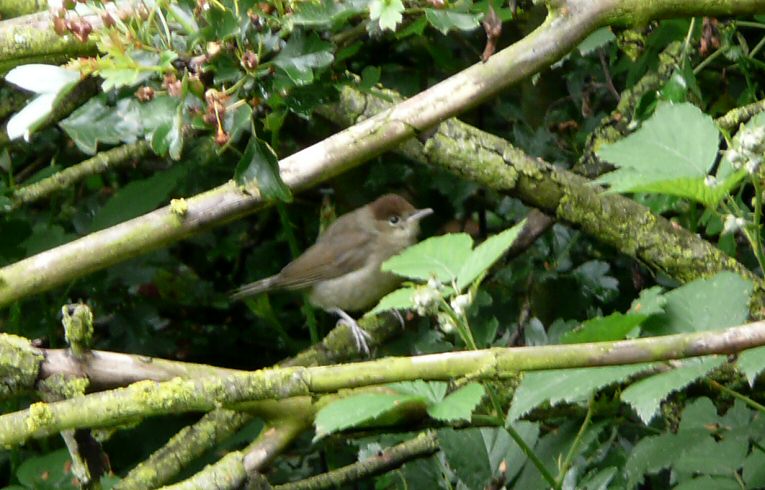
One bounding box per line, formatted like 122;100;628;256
329;308;372;355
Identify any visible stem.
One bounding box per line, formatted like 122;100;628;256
736;20;765;30
439;298;477;350
707;379;765;413
505;422;557;488
751;177;765;274
680;17;696;65
555;395;594;490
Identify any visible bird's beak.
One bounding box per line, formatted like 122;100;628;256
407;208;434;222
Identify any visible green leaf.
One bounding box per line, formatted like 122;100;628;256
621;356;725;424
5;64;80;94
369;0;404;31
60;97;143;154
507;364;654;422
427;383;485;422
674;434;748;476
674;477;741;490
573;260;619;302
502;421;540;483
291;0;363;27
314;393;422;438
560;312;646;344
438;427;519;490
273;32;334;85
579;467;618;490
223;103;253;145
643;272;752;335
628;286;666;316
389;380;447;403
596;103;721;204
16;448;76;490
382;233;473;282
456;220;525;290
367;287;417;315
90;165;187;231
737;346;765;386
743;451;765;489
424;9;481;35
152;109;184;160
138;96;179;134
625;429;709;488
234;136;292;202
577;27;615;55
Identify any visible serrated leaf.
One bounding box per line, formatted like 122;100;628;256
367;287;417;315
369;0;404;31
314;393;421;438
273;32;334;85
674;434;748;476
424;9;481;35
59;97;143;154
621;356;725;424
456;220;525;290
577;27;615;55
5;64;80;94
560;312;646;344
427;383;485;422
628;286;666;316
382;233;473;282
625;429;709;488
596;103;720;202
737;346;765;386
644;272;752;335
438;427;517;490
234;136;292;202
389;380;447;403
90;165;186;231
507;364;654;422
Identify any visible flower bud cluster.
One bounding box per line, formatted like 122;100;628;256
725;125;765;175
450;292;472;317
413;278;442;316
722;214;746;235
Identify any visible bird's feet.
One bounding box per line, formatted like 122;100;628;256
329;308;372;355
390;309;405;328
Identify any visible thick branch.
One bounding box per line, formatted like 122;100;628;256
3;320;765;447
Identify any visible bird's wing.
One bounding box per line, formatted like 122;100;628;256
273;229;374;290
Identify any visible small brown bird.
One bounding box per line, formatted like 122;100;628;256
231;194;433;352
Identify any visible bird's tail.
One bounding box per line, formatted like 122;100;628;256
229;276;279;301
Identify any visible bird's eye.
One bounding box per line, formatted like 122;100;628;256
388;215;401;225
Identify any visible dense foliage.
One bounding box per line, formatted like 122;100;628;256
3;0;765;488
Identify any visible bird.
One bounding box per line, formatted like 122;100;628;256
231;194;433;353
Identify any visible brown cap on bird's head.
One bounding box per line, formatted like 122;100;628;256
369;194;416;221
369;194;433;224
